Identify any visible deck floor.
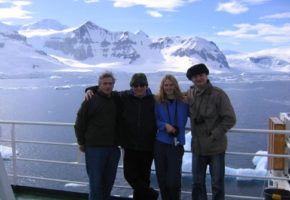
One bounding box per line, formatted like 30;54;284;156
12;186;132;200
15;194;85;200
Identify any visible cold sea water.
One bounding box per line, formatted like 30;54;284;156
0;71;290;199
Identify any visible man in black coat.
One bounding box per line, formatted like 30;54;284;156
75;71;121;200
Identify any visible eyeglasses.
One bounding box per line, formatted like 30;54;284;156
133;84;147;88
102;82;114;86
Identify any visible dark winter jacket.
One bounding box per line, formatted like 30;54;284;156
74;90;117;146
88;86;157;151
118;89;157;151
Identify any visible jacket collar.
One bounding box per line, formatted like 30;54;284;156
96;89;112;99
192;80;212;96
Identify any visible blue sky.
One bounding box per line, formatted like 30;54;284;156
0;0;290;52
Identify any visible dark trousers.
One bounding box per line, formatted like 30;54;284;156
123;148;158;200
154;141;184;200
85;146;121;200
191;152;225;200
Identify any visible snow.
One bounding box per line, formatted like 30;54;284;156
0;33;70;75
227;47;290;73
0;22;17;34
0;146;14;160
64;183;87;187
16;20;232;73
21;19;68;31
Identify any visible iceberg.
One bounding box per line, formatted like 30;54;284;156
0;145;13;160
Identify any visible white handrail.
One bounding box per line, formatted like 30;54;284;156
0;120;74;126
1;120;290;134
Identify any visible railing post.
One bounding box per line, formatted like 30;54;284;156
268;117;286;174
11;123;17;185
0;153;16;200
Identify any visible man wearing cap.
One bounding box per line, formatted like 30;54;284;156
85;73;158;200
186;64;236;200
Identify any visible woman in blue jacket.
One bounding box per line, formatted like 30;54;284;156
154;74;189;200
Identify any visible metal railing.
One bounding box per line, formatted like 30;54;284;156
1;120;290;199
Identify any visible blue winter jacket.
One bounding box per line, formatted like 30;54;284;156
155;99;189;145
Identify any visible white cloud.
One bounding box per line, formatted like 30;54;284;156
260;12;290;20
243;0;269;4
13;1;32;6
217;23;290;43
84;0;99;3
112;0;197;11
216;1;248;14
216;0;268;14
0;0;32;20
147;10;163;18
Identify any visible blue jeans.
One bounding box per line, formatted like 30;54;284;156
192;152;225;200
85;146;120;200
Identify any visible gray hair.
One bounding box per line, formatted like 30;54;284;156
98;71;116;85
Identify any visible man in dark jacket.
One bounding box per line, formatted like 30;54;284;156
85;73;158;200
186;64;236;200
75;71;120;200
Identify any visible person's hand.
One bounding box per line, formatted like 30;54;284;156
165;123;176;134
85;90;94;101
182;95;188;104
79;145;85;152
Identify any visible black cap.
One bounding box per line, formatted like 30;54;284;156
186;63;209;80
130;73;148;86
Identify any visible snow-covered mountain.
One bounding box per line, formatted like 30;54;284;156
1;19;289;74
226;48;290;73
19;20;230;73
150;36;230;72
0;22;70;76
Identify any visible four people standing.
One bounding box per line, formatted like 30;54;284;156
74;64;236;200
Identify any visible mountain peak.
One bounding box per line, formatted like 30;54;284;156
22;19;67;30
77;21;109;34
83;20;95;27
135;30;149;38
81;21;101;30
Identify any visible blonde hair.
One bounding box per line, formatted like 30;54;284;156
155;74;183;103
